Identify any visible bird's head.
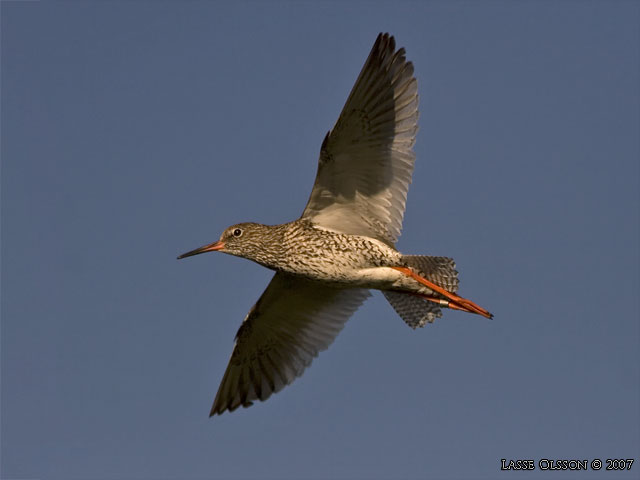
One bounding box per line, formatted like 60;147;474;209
178;222;278;262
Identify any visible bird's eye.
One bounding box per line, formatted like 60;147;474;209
232;228;243;237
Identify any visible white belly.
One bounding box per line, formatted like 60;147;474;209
336;266;419;291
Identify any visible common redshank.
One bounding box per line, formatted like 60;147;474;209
179;33;493;417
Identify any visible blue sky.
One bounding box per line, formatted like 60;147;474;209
2;2;638;479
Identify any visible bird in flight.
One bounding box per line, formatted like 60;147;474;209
179;33;493;417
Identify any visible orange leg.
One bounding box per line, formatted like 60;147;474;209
417;294;478;314
393;266;493;319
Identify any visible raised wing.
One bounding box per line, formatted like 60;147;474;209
301;33;419;246
210;272;370;416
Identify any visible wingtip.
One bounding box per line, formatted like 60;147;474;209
374;32;395;52
321;130;330;150
209;400;224;417
209;404;225;417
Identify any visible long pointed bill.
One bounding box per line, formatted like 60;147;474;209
177;241;225;259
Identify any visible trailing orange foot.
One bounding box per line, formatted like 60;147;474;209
392;266;493;319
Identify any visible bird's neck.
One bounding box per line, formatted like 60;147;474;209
239;223;289;270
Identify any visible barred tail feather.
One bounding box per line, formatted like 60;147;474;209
383;291;442;329
401;255;459;293
383;255;460;329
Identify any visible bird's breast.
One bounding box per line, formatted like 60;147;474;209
277;225;402;286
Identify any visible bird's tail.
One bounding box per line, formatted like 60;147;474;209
383;255;459;329
383;290;442;328
401;255;459;293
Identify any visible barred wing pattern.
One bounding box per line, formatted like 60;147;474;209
302;33;419;246
210;273;370;416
